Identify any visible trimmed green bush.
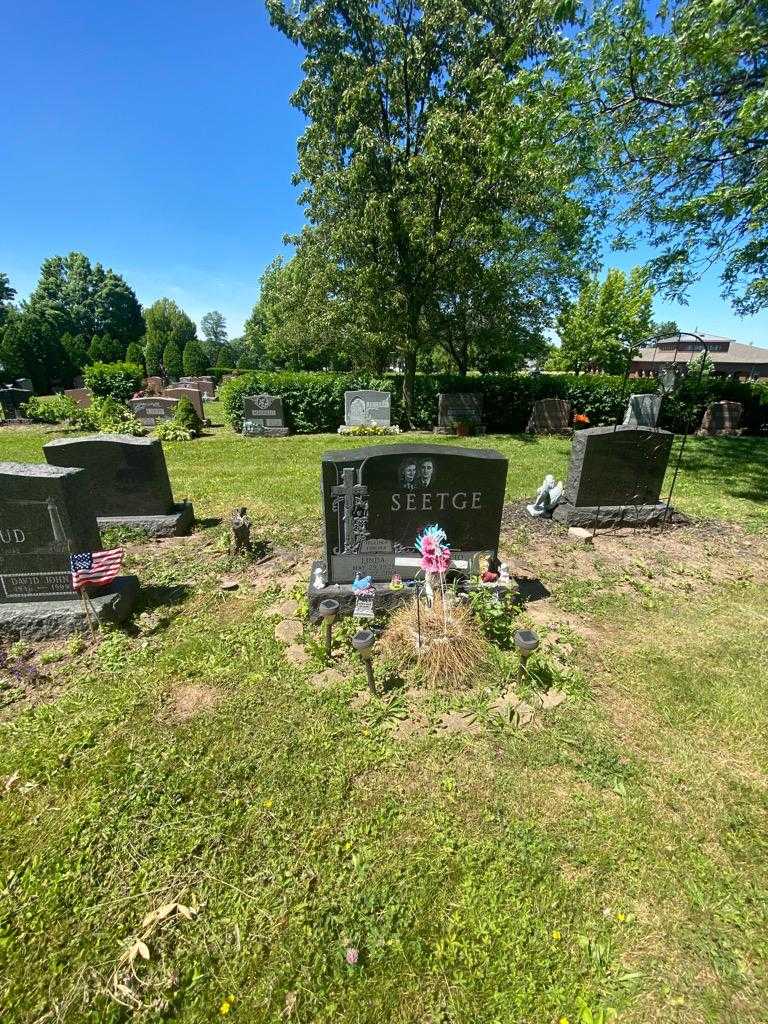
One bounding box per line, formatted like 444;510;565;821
83;361;144;402
172;395;203;437
220;370;768;435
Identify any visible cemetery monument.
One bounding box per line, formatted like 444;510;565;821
128;396;178;427
0;462;138;638
340;390;393;432
526;398;572;435
242;394;290;437
43;435;194;536
308;443;508;617
623;393;663;428
697;401;744;437
435;393;485;435
552;425;674;527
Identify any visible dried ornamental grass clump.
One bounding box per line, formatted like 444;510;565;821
380;593;490;690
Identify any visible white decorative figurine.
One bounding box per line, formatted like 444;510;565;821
527;474;563;517
498;562;511;586
312;565;327;590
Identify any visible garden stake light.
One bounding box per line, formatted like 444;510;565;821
514;628;540;680
352;628;376;695
318;599;340;661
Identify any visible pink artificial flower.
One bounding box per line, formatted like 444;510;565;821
345;947;359;965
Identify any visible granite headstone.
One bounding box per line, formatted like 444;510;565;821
526;398;572;435
0;387;33;420
128;396;178;427
145;376;164;395
242;394;290;437
0;462;138;636
697;401;744;437
64;388;93;408
163;386;205;420
552;425;674;527
180;376;216;398
44;435;193;536
623;393;662;428
320;443;508;585
435;393;484;434
344;390;392;427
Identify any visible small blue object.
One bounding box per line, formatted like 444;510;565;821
352;575;373;593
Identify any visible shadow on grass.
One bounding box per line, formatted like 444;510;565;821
673;437;768;503
515;576;551;602
137;583;193;612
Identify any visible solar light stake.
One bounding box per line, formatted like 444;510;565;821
514;628;540;679
352;628;377;696
318;599;340;661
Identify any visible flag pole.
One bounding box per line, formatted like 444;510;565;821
77;586;98;641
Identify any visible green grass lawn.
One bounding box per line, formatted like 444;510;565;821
1;416;767;1023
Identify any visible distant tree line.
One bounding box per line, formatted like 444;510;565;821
0;254;233;392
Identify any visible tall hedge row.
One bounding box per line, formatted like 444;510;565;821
219;370;768;435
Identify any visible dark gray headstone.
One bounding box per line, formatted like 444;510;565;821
0;387;33;419
552;425;674;527
242;394;289;437
526;398;572;434
43;435;193;537
623;393;662;428
0;463;102;602
436;393;484;433
44;435;174;516
163;386;205;420
344;390;391;427
128;396;178;426
15;378;33;392
697;401;744;437
321;444;508;583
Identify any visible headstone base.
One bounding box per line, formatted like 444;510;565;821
0;575;139;640
96;501;194;538
552;502;673;528
306;562;414;621
696;428;744;438
242;423;290;437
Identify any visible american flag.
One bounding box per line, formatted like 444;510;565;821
69;548;124;591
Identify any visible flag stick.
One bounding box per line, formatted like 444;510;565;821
78;587;98;641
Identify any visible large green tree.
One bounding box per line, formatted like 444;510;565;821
267;0;598;422
144;299;197;378
0;273;16;328
200;310;228;355
182;339;209;376
0;308;70;392
583;0;768;313
27;252;144;346
551;267;654;374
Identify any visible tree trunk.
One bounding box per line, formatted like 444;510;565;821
402;348;417;430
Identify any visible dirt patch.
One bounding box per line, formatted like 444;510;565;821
162;683;222;724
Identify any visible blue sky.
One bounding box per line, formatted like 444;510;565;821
2;0;766;345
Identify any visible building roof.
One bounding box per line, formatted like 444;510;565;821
635;333;768;366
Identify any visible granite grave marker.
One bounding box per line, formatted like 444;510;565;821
0;462;138;636
343;390;392;428
623;393;662;428
697;401;744;437
163;386;205;420
128;396;178;427
242;394;290;437
179;376;216;398
552;425;674;527
435;393;484;434
64;387;93;408
44;435;193;536
320;443;508;587
0;386;33;420
526;398;572;435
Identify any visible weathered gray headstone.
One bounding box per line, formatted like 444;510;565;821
64;388;93;408
0;462;138;637
15;378;33;392
623;393;662;428
309;444;508;617
163;386;205;420
344;390;392;427
44;435;193;536
435;393;484;434
697;401;744;437
242;394;289;437
0;387;33;420
526;398;572;435
552;425;674;527
128;396;178;427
